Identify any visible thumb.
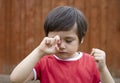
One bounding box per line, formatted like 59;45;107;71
90;48;95;56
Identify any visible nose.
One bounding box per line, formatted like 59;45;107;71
58;40;65;49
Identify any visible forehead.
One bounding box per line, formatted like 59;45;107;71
48;23;78;37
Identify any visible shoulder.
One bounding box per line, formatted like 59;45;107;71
34;55;55;69
37;54;55;64
80;52;96;66
41;54;55;60
82;52;94;60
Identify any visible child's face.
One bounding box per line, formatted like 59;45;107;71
48;24;80;59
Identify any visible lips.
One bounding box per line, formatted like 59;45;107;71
58;51;67;54
59;52;66;53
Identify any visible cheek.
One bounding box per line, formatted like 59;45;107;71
68;47;78;54
68;42;79;52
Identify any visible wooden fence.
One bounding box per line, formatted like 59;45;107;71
0;0;120;78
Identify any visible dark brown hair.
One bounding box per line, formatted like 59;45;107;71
44;6;87;42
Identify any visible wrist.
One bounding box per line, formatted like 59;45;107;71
99;65;108;73
35;46;46;57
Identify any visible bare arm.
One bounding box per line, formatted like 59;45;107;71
91;48;115;83
10;36;60;83
10;47;44;83
23;71;34;83
100;66;115;83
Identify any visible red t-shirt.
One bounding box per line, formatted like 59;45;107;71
33;52;101;83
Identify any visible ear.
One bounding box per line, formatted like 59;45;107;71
81;38;84;44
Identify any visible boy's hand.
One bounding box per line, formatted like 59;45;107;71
38;35;60;55
91;48;107;72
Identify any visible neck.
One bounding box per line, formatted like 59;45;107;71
55;52;78;60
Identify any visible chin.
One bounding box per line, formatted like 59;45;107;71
55;53;74;59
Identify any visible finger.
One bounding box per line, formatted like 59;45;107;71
94;56;104;62
91;48;105;55
54;35;60;44
50;38;56;45
45;38;51;45
90;48;95;55
93;53;105;57
54;36;60;52
94;48;105;54
45;36;60;47
48;35;60;46
45;37;55;46
55;44;60;52
93;54;105;62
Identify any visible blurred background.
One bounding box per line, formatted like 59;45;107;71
0;0;120;82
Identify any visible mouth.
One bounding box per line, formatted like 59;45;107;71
59;52;66;53
58;51;67;54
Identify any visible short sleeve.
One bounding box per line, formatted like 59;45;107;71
33;60;42;80
33;56;47;80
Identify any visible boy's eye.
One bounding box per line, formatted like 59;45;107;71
65;40;73;43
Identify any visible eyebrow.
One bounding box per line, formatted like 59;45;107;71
63;36;75;39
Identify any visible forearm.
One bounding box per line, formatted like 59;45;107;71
100;66;115;83
10;46;44;83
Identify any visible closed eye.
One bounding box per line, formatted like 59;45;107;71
65;39;73;43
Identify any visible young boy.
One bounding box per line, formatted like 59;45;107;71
10;6;115;83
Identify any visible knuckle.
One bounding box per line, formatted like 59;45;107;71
44;37;49;40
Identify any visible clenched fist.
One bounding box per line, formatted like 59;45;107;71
91;48;106;72
38;35;61;55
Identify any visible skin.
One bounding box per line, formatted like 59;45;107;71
91;48;115;83
10;24;115;83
